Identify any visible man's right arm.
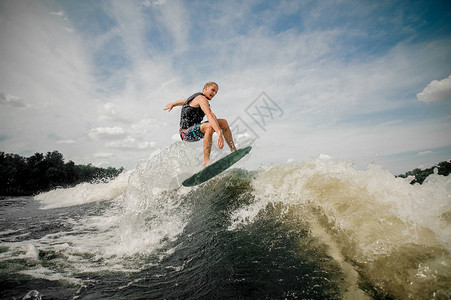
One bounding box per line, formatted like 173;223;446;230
164;99;186;112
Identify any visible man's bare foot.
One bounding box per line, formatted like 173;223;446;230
204;160;210;167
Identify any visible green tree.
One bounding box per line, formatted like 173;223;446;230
0;151;124;196
398;161;451;184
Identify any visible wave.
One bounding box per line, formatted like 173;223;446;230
231;155;451;299
34;170;130;209
29;143;450;298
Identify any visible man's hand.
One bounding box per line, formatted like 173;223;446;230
164;103;175;111
217;133;224;150
164;99;186;112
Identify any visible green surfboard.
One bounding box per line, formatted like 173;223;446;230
182;146;252;187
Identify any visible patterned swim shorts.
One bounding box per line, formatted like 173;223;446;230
180;123;204;142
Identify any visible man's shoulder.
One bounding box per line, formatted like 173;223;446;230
192;94;208;105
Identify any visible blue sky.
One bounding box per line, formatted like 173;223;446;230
0;0;450;173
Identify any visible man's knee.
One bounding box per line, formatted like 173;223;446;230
202;123;214;135
218;119;229;129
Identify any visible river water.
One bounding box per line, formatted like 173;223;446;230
1;143;450;299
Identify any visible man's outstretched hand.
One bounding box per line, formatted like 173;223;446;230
164;103;174;112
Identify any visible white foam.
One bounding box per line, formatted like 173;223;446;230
0;142;206;285
228;156;451;298
19;265;83;285
110;142;201;257
24;243;40;260
35;142;202;259
35;170;131;209
230;156;451;252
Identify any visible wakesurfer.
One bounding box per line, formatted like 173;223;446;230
164;82;237;166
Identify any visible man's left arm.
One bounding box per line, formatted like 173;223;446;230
198;98;224;149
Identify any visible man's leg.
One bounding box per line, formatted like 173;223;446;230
200;123;214;166
218;119;237;152
200;120;236;166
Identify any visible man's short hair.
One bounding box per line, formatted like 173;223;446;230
203;82;218;90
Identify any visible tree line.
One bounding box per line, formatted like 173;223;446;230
1;150;449;196
0;151;124;196
397;160;451;184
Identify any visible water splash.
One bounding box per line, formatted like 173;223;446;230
34;170;131;209
229;155;451;299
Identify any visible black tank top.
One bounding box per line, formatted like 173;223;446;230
179;92;208;129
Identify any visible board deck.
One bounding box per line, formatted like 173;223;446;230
182;146;252;187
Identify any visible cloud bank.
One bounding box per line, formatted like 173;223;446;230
417;75;451;103
0;0;450;173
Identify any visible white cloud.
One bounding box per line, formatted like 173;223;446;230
418;151;433;156
129;118;162;136
56;139;76;144
0;1;101;164
95;152;114;158
0;92;28;108
89;127;127;140
417;75;451;103
88;118;160;152
99;102;130;123
104;2;148;65
1;1;450;173
154;0;189;52
49;10;65;17
105;137;155;150
142;0;167;7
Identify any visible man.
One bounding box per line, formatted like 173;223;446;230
164;82;237;166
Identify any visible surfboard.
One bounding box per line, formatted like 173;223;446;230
182;146;252;187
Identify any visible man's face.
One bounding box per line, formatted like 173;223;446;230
203;84;218;100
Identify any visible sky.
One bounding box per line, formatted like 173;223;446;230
0;0;450;174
